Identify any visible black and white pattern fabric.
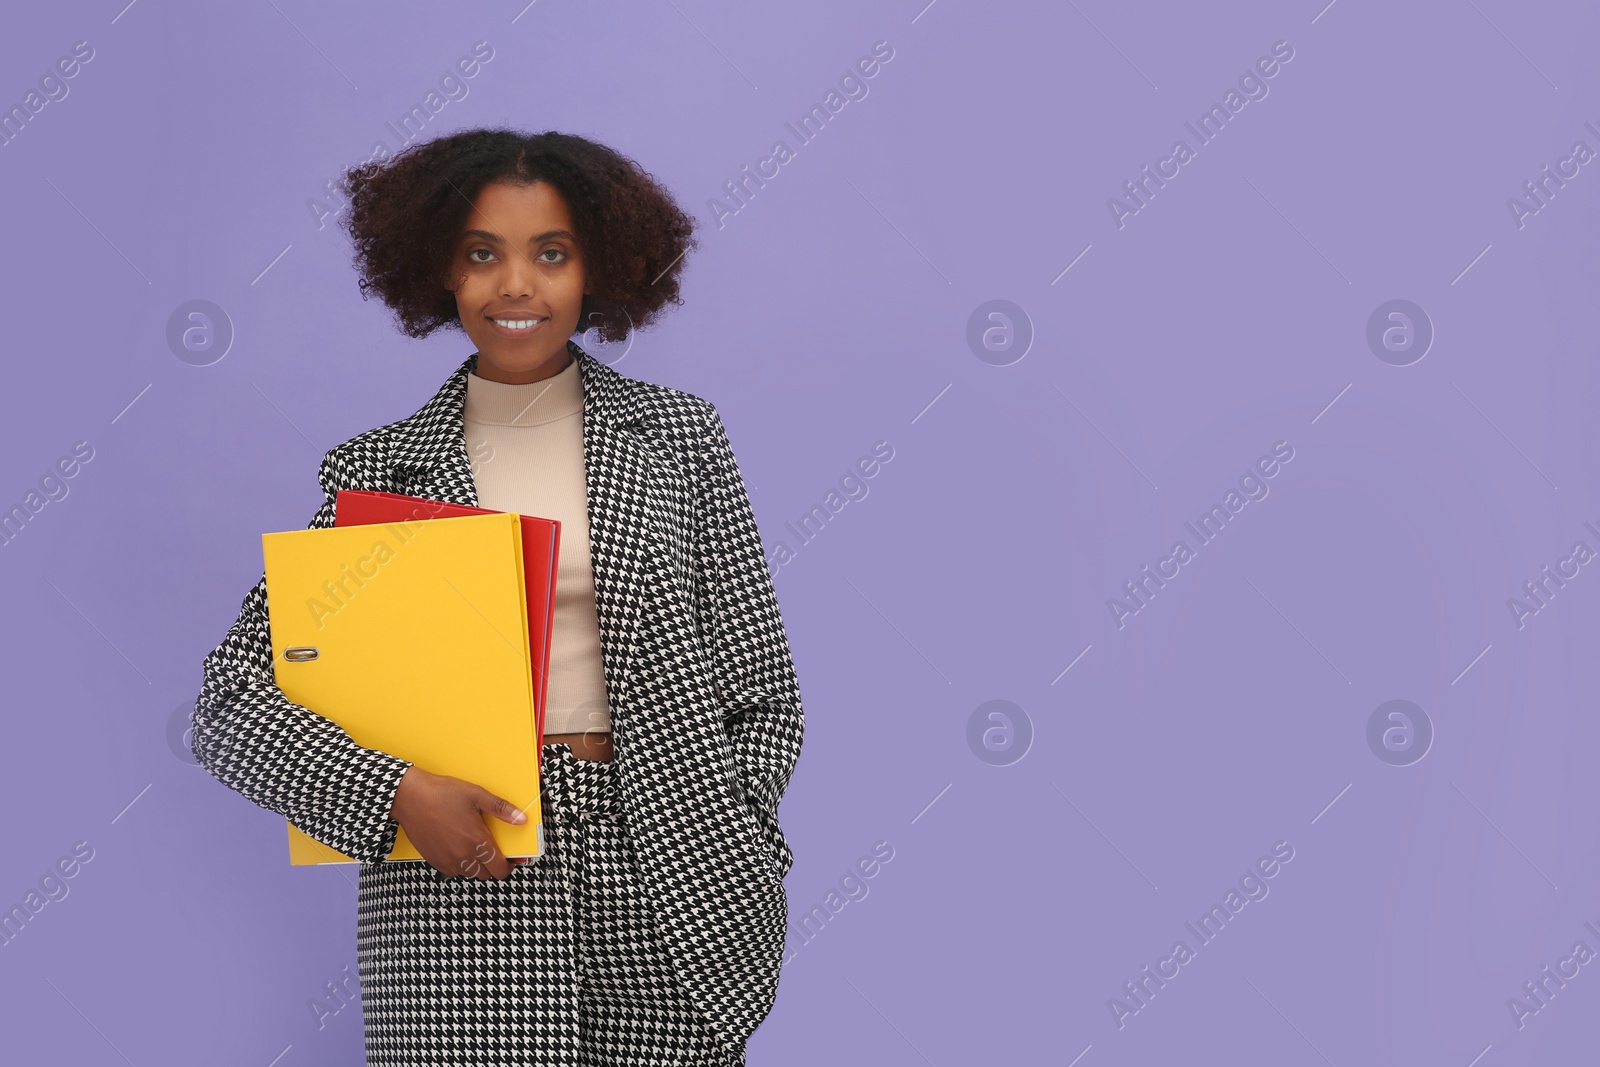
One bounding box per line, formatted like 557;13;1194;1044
355;741;741;1065
191;342;805;1065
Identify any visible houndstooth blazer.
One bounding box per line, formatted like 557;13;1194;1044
191;340;805;1047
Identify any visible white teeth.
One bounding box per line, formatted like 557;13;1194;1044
492;318;544;329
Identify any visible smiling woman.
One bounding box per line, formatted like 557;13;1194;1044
337;127;694;348
194;128;801;1067
445;180;593;384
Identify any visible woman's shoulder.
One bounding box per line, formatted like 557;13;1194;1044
596;355;721;443
324;422;397;463
322;355;473;471
314;421;401;496
636;379;720;436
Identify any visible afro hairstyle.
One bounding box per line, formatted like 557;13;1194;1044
336;128;697;344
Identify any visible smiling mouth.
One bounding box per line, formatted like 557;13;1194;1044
489;315;548;331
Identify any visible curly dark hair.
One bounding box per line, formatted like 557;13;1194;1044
336;128;697;343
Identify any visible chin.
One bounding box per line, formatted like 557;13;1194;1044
475;342;571;376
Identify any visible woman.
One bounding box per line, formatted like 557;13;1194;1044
191;129;805;1066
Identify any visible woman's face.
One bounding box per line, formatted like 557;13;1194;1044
445;180;591;384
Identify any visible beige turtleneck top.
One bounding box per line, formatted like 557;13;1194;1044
462;355;612;736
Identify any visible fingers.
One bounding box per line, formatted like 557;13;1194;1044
456;836;512;880
411;782;527;878
479;787;529;826
468;794;519;879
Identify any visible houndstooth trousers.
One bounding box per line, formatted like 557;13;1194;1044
357;741;744;1066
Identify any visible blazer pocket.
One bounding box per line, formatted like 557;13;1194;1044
733;800;782;887
719;758;779;884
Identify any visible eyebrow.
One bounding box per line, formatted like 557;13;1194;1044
459;228;575;245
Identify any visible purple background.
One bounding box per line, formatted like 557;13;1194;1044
2;1;1597;1063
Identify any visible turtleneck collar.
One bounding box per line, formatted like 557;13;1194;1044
463;353;584;427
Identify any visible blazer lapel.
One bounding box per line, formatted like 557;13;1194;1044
385;341;672;723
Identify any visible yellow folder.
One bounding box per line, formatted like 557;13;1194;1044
262;512;543;865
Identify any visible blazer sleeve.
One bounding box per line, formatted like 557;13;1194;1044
189;446;413;864
692;405;805;878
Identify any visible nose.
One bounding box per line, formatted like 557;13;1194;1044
498;247;538;301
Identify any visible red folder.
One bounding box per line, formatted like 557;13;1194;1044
333;490;561;756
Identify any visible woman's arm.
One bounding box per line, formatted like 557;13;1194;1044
190;446;413;864
692;405;805;878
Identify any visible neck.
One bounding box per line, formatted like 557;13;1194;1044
473;345;574;384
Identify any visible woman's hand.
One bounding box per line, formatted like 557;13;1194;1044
389;766;528;879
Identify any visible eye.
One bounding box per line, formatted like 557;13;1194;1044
466;248;495;264
538;248;567;264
